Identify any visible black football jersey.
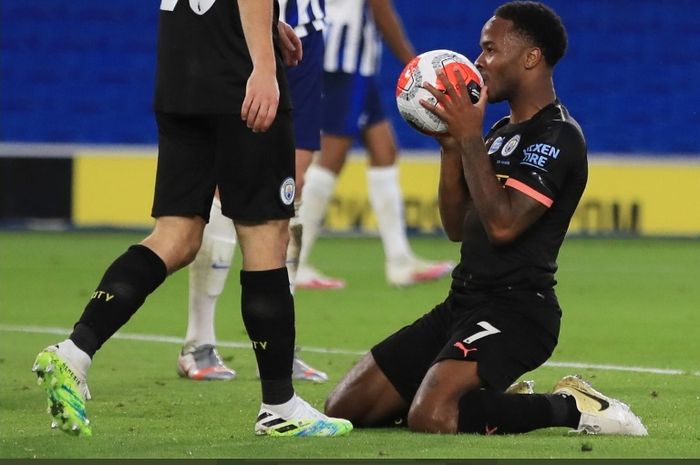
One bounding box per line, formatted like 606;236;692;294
452;101;588;291
154;0;291;114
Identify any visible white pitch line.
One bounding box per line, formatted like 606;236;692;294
2;323;698;377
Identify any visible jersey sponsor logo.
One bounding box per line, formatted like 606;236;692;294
487;136;504;155
160;0;217;15
280;177;296;206
453;341;478;358
501;134;520;157
520;142;561;171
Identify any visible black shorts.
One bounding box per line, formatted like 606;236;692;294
152;111;295;222
371;289;561;402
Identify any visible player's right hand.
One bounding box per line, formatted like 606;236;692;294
241;67;279;132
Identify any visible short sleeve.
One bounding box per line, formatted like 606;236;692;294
505;122;586;207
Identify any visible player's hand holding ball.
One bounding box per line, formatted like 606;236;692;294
395;49;485;138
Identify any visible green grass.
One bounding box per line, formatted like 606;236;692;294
1;231;699;458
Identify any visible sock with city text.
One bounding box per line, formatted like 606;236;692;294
241;268;295;405
70;244;167;358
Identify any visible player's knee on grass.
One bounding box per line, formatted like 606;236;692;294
326;352;409;427
407;399;459;434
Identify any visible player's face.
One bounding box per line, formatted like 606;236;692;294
474;17;530;103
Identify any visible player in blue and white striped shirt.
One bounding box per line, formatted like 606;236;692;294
297;0;454;289
279;0;325;38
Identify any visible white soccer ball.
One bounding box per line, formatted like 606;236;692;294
395;49;483;135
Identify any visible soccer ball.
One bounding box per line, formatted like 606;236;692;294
396;49;483;135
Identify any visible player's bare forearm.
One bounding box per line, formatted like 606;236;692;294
238;0;276;71
368;0;415;65
458;135;546;245
438;146;470;241
238;0;279;131
458;135;513;242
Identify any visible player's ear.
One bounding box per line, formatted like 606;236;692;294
524;47;542;69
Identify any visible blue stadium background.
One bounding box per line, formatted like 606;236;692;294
2;0;699;154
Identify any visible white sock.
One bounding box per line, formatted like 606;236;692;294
263;393;298;414
298;165;337;269
262;394;325;419
57;339;91;377
367;165;412;262
286;200;302;295
185;198;236;351
57;339;92;399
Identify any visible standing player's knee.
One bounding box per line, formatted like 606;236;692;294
142;223;204;273
236;220;289;269
180;241;203;266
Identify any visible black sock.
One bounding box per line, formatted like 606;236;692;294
457;391;580;434
240;268;295;405
550;393;581;428
69;245;167;357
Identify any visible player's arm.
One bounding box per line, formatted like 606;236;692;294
422;74;547;245
368;0;415;65
238;0;279;132
277;20;303;66
456;135;547;244
437;136;471;241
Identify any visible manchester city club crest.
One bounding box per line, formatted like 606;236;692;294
501;134;521;157
280;177;295;206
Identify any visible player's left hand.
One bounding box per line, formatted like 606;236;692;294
420;70;488;141
241;67;280;132
277;21;303;66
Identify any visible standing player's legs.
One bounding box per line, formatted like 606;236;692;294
297;71;361;289
285;29;341;295
178;28;328;382
177;195;238;381
361;118;454;287
296;132;352;289
284;27;323;281
299;72;453;288
32;112;217;435
217;112;351;437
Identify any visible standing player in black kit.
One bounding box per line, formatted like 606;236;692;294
31;0;352;438
325;1;647;436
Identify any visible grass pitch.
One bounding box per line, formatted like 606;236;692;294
0;231;698;458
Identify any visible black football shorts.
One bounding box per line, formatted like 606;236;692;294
371;289;562;402
152;111;295;222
